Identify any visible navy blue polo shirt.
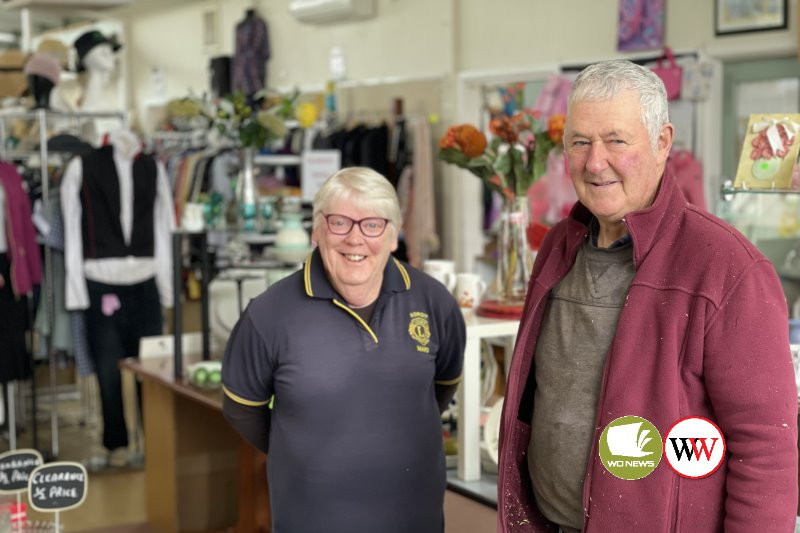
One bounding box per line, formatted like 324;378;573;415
222;248;465;533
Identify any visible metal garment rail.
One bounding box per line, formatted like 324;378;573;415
172;230;211;381
0;109;127;458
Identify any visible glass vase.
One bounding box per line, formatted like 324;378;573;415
496;196;534;304
238;147;257;232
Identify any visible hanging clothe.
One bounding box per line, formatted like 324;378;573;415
34;186;93;375
0;253;30;384
233;10;271;99
61;130;175;311
398;117;438;268
0;162;42;297
667;149;706;211
61;129;175;451
0;164;40;384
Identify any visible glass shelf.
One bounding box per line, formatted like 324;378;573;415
721;188;800;196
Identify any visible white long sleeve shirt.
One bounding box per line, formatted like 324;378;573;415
61;133;175;310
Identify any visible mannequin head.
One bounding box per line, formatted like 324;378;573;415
82;43;115;74
74;30;121;73
24;53;61;109
28;75;54;109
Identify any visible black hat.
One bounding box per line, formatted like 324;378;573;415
74;30;121;72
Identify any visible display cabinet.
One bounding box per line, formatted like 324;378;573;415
717;186;800;311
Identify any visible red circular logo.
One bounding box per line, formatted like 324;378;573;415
663;416;726;479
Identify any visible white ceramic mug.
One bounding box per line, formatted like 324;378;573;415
181;203;205;232
454;273;487;309
423;259;457;291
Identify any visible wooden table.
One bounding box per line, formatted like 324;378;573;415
121;356;270;533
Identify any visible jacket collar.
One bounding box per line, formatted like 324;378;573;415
566;168;682;268
303;246;411;300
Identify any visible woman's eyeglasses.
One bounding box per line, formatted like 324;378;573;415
324;214;389;237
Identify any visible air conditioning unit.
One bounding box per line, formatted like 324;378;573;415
288;0;375;24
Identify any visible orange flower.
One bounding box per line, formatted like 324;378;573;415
489;116;517;144
439;128;458;150
547;114;566;144
453;124;487;157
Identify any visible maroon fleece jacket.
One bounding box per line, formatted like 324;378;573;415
498;170;798;533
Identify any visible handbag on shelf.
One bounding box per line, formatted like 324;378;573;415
651;47;682;101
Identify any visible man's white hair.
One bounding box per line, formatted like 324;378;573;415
568;59;669;151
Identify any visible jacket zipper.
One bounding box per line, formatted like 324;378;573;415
499;228;586;529
497;284;549;529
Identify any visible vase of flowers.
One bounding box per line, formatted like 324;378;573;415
439;109;565;304
210;91;288;232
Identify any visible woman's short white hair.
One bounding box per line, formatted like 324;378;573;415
568;59;669;151
312;166;402;234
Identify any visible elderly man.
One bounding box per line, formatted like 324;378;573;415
497;60;798;533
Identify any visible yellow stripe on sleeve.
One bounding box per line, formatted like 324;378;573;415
223;385;271;407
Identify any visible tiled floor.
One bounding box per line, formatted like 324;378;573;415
1;373;148;532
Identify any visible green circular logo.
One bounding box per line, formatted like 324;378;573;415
599;415;662;480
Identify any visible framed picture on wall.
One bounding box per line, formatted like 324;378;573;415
617;0;664;51
715;0;788;36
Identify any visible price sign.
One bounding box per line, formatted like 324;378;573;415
0;449;43;494
301;150;341;201
27;462;88;512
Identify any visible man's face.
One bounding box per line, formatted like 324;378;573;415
564;89;673;225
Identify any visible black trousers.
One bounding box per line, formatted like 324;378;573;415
85;277;162;450
0;253;31;384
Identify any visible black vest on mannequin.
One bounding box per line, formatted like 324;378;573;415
80;145;157;259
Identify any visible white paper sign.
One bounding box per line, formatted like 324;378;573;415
302;150;341;201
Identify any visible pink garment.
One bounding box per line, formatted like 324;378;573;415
399;118;438;268
0;162;41;296
527;151;576;225
533;75;572;119
667;149;706;210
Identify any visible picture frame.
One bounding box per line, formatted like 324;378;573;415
715;0;788;36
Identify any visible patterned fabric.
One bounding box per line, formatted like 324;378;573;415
34;187;93;375
233;12;270;96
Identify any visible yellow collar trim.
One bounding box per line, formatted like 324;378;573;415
304;252;314;297
393;258;411;290
333;299;379;343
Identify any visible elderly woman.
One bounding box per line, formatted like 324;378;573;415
222;167;466;532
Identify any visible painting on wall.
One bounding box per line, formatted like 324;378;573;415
617;0;664;51
715;0;787;35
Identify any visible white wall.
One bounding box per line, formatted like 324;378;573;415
457;0;796;70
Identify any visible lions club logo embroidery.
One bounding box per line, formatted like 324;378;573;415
408;311;431;353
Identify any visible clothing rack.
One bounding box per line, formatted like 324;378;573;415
0;109;127;458
559;50;700;72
